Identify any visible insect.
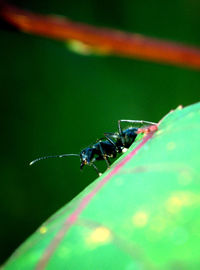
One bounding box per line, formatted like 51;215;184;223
30;139;117;176
29;120;157;175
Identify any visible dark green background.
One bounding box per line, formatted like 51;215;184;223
1;0;200;264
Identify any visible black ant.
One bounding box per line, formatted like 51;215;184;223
29;140;117;176
29;120;157;175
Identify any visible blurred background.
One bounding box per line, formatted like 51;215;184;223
1;0;200;264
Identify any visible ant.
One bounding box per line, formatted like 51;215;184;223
29;120;157;176
29;140;117;176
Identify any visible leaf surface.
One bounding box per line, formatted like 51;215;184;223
3;102;200;270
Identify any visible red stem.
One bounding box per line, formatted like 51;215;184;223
1;4;200;69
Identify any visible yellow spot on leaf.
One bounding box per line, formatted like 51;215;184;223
166;142;176;151
87;227;111;244
166;191;198;213
156;130;163;135
39;226;47;234
132;211;149;227
166;196;184;213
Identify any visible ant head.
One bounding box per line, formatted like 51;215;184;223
80;147;95;169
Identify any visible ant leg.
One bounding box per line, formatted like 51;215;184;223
96;135;117;150
104;133;117;147
98;141;111;168
104;133;121;153
117;120;125;146
118;119;157;130
91;163;102;176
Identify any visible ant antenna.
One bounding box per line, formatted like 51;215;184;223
29;154;80;166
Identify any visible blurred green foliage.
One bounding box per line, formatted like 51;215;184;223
1;0;200;264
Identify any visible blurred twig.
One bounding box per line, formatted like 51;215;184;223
1;3;200;69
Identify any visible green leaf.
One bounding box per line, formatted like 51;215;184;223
3;102;200;270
